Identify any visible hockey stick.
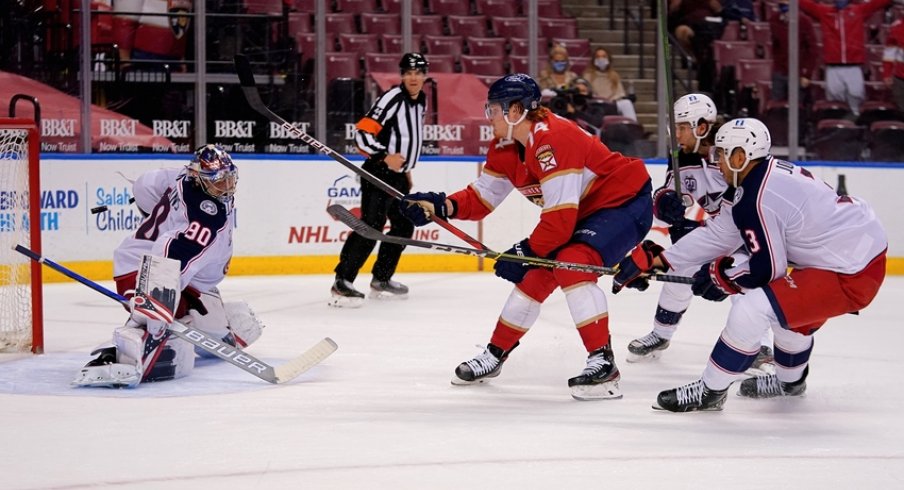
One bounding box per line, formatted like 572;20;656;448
658;0;692;208
326;205;694;284
13;244;337;384
233;54;490;252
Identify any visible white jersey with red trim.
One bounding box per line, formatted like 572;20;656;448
132;167;183;215
663;150;728;216
664;157;887;290
113;170;235;292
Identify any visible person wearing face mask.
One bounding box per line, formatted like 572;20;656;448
800;0;894;116
769;1;818;102
582;47;638;121
538;45;580;92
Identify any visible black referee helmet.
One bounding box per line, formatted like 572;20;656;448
399;53;429;74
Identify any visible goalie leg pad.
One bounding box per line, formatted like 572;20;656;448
114;325;195;383
72;362;141;388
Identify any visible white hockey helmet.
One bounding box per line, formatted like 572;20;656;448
714;118;771;186
674;93;718;152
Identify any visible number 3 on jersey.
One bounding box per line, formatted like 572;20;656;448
184;221;212;246
743;229;761;253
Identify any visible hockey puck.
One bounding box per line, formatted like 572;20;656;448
90;205;109;214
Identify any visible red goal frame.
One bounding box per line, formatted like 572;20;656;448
0;118;43;353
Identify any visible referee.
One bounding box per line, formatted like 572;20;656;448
330;52;429;307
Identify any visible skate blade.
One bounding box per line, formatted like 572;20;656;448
570;380;622;401
451;371;500;386
651;401;725;412
328;295;365;308
368;290;409;301
626;350;664;363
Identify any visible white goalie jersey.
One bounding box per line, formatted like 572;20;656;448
113;169;235;293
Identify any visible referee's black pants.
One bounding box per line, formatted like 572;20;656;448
334;158;414;283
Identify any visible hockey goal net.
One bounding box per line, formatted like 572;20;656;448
0;118;43;353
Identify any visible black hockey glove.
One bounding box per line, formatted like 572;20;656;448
612;240;667;294
399;192;455;227
668;218;702;243
691;256;742;302
653;187;687;225
494;238;536;284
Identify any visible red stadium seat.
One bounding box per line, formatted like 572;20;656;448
865;81;894;102
460;55;506;76
812;99;852;122
292;0;316;12
326;51;362;79
365;52;402;73
509;37;549;56
713;41;757;71
868;120;904;161
857;100;904;127
338;33;379;57
811;119;864;161
325;13;357;35
477;0;519;17
736;59;772;88
537;0;564;18
539;18;577;39
361;13;401;35
721;21;740;41
569;57;590;75
425;35;464;60
294;32;318;56
429;0;472;16
288;12;312;35
244;0;283;15
508;55;529;73
448;15;488;38
412;15;445;37
762;100;789;147
551;38;591;57
601;116;646;156
492;17;529;39
748;21;771;47
335;0;378;14
380;34;424;53
428;54;456;73
468;37;507;57
382;0;425;14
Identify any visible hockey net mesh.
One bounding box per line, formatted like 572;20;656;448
0;127;34;352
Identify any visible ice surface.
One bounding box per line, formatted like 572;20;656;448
2;273;902;489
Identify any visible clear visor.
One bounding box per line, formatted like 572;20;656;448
484;102;503;120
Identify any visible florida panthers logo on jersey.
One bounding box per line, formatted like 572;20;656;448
535;144;558;172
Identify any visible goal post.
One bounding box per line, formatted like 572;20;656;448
0;118;43;354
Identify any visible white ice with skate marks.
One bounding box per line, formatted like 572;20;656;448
1;274;903;489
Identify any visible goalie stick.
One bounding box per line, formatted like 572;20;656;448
13;244;338;384
326;204;694;285
233;54;490;252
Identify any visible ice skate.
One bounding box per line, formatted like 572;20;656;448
653;379;727;412
568;344;622;400
626;331;670;362
738;366;808;399
329;277;365;308
744;345;776;375
369;279;409;300
452;342;518;385
71;347;140;388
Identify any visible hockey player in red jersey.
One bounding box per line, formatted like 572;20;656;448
73;145;264;388
613;118;888;412
399;73;653;400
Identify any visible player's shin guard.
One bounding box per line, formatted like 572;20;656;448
627;306;684;362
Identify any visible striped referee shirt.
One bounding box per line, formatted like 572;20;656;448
354;85;426;173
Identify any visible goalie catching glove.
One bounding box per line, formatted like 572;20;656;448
399;192;457;226
611;240;668;294
691;256;742;302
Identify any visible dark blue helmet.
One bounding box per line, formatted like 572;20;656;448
486;73;541;114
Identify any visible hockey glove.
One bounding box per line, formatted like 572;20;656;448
668;218;701;244
494;239;536;284
653;187;687;225
399;192;455;227
692;256;742;302
612;240;667;294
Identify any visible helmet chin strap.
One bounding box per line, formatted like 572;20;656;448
502;108;528;141
692;123;712;154
730;155;752;188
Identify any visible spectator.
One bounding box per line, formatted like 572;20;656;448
668;0;724;92
113;0;192;66
721;0;756;22
538;44;580;92
582;47;638;121
882;5;904;110
769;0;819;101
800;0;894;116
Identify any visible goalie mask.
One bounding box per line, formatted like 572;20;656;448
188;144;238;201
674;93;718;153
714;118;771;187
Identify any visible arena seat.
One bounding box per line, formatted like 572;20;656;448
601;116;646;156
476;0;519;17
425;35;464;61
539;17;577;39
810;119;864;161
467;37;507;57
326;51;362;79
412;15;445;37
429;0;472;16
361;13;401;35
382;0;425;14
448;15;488;38
492;17;529;39
338;33;379;57
857;100;904;127
868;120;904;161
537;0;564;17
365;52;401;73
335;0;378;14
509;37;549;57
551;38;591;57
460;55;506;76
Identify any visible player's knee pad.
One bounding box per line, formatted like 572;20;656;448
500;287;542;331
517;267;558;302
722;289;779;351
224;301;264;348
552;243;601;288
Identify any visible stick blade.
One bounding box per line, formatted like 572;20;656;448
273;337;338;384
327;204;381;240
